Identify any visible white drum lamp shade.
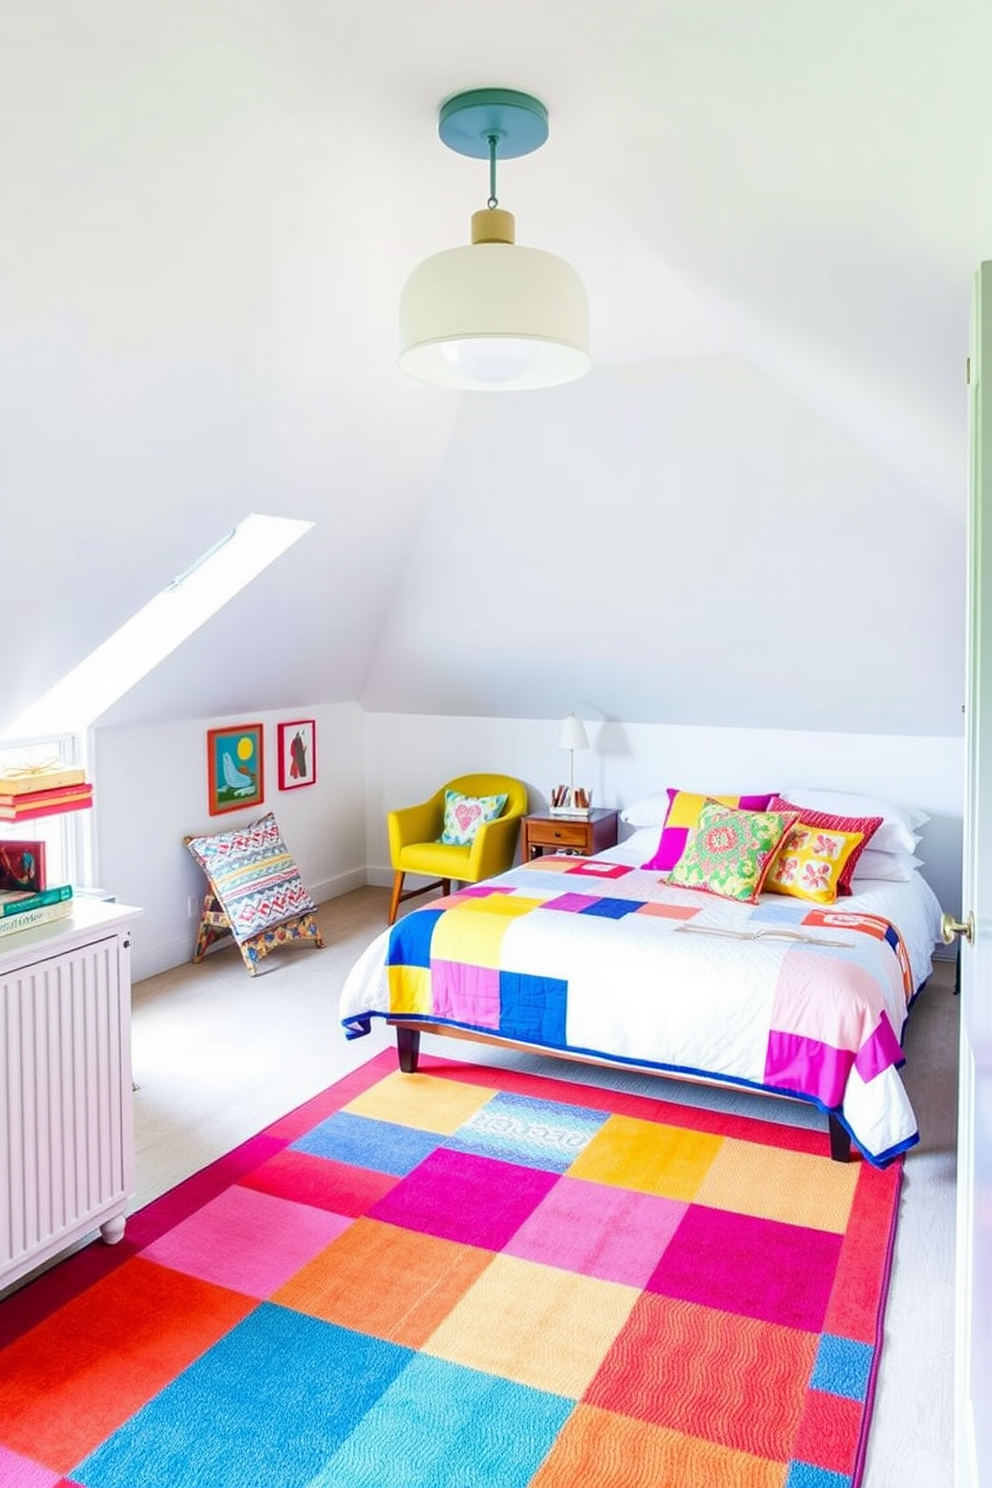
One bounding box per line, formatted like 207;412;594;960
399;88;591;392
399;241;590;391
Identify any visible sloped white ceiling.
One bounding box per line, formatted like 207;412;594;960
362;356;964;733
0;1;986;736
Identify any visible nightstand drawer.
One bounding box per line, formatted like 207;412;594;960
522;809;619;860
533;820;590;850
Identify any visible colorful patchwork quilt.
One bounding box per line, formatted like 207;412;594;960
341;857;921;1166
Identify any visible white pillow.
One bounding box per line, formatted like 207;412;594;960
781;788;928;855
619;793;670;828
852;850;924;883
620;788;776;829
619;826;664;858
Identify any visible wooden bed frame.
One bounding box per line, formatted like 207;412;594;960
389;1020;853;1163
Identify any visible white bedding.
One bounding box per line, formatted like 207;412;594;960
341;851;944;1164
605;836;944;992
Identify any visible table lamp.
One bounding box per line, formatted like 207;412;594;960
555;712;590;814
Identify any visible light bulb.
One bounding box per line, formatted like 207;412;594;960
441;337;542;386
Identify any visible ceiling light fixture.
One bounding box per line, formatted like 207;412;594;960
399;88;591;392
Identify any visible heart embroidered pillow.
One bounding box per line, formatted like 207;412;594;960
438;789;508;847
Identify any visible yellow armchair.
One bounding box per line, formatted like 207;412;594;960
387;773;528;925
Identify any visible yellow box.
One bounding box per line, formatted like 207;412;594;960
0;766;87;797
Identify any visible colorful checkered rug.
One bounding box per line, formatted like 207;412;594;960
0;1049;902;1487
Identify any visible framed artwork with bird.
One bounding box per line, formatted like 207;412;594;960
206;724;264;815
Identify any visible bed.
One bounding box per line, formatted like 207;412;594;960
341;797;944;1168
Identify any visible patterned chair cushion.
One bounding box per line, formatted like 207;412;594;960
185;812;316;944
438;789;508;847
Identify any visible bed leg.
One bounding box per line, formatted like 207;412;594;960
396;1026;421;1074
828;1114;851;1162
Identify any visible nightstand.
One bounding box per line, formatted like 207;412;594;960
522;808;619;860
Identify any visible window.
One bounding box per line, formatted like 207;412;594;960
0;734;89;889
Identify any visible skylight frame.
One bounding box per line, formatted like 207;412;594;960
2;514;314;740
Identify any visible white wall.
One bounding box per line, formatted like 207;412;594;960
88;706;962;983
93;703;366;981
363;712;964;926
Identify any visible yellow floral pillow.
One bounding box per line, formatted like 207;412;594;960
765;824;866;904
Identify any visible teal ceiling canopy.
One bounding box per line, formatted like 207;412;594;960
398;87;590;392
437;89;549;160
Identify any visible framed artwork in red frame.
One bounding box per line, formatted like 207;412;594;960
277;719;316;791
0;838;47;892
207;724;264;815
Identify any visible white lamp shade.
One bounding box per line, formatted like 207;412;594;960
399;242;590;391
559;713;589;751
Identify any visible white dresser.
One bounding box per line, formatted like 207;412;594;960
0;898;142;1292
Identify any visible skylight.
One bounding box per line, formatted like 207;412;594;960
2;514;314;738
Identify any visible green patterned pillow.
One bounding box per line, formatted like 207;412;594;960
667;801;799;904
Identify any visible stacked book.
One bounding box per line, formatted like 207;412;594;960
0;766;93;822
0;883;74;938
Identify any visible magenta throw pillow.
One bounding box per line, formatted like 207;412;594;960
641;789;776;872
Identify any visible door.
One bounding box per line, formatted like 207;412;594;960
957;260;992;1487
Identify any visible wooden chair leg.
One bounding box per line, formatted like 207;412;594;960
239;939;260;976
388;871;405;926
440;879;451;898
191;890;232;963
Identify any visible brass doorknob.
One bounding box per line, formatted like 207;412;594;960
941;911;975;945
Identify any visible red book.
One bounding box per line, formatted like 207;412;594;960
0;787;93;823
0;781;92;809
